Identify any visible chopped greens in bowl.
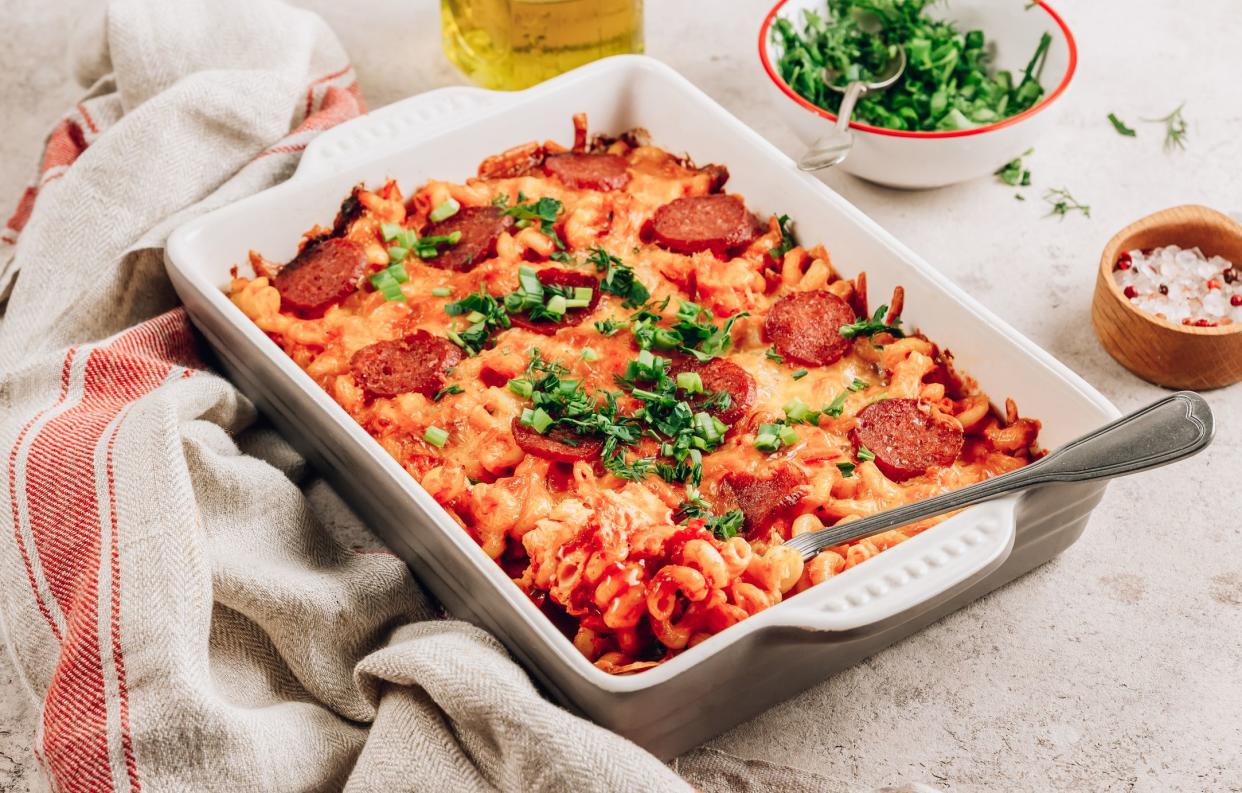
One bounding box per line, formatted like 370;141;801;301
771;0;1051;133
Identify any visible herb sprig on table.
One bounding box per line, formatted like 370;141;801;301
771;0;1051;132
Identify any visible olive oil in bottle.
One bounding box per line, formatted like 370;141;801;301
441;0;644;91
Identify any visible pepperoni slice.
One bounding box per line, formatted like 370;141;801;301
650;194;759;257
350;330;463;399
544;152;631;191
508;268;601;335
719;466;808;538
669;357;755;426
420;206;513;272
511;417;604;463
272;237;366;317
764;290;856;367
851;398;964;482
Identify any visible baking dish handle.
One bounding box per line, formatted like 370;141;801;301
774;498;1017;633
294;85;514;181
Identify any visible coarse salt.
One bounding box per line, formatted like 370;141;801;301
1113;245;1241;327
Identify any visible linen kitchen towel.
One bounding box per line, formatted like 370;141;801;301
0;1;694;790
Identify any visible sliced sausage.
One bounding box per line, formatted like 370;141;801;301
350;330;463;399
272;237;367;317
764;290;856;366
544;152;631;191
851;398;964;482
511;418;603;463
650;194;759;256
420;206;513;272
669;357;755;426
719;466;808;538
508;268;601;335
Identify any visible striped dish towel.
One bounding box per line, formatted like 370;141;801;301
0;1;692;790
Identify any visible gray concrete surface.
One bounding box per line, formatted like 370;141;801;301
1;1;1240;791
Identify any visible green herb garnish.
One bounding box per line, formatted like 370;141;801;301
444;290;510;355
765;346;786;363
1043;187;1091;219
429;198;461;222
995;147;1033;187
839;304;904;339
836;461;856;478
677;487;744;540
771;2;1051;132
1143;102;1187;151
423;426;449;448
433;384;463;401
824;390;849;418
501;196;566;248
769;214;797;260
1107;113;1136;137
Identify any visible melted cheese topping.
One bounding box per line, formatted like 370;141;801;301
229;133;1041;674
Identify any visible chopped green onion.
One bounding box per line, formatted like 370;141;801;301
429;198;461;222
676;371;704;394
388;246;409;262
858;445;876;462
836;461;856;478
424;426;449;448
791;368;809;380
754;433;781;453
765;346;785;363
574;287;594;302
524;407;554;434
824;391;849;418
431;287;452;297
433;384;463;402
581;347;600;362
369;269;405;302
848;378;867;392
545;294;568;316
564;298;591;309
783;397;812;423
508;378;534;398
380;222;402;242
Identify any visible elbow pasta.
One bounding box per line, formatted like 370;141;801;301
228;121;1043;674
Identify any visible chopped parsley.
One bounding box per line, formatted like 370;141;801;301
444;290;510;355
497;195;566;249
995;147;1033;187
839;305;904;340
769;214;797;260
592;247;651;309
676;487;744;540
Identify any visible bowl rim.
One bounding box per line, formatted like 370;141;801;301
1097;204;1242;337
757;0;1078;139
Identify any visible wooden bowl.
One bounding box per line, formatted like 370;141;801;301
1091;204;1242;390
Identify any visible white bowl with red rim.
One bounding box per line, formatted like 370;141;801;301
759;0;1078;189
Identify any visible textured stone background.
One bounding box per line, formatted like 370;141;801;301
1;1;1239;791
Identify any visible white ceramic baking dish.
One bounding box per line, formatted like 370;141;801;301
165;56;1118;759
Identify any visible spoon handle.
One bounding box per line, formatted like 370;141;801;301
784;392;1214;560
796;81;866;171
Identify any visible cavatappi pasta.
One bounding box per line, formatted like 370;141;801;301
229;115;1042;674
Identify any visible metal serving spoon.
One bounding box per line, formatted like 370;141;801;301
797;44;906;172
785;391;1215;561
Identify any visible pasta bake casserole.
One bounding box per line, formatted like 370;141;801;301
229;115;1042;674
